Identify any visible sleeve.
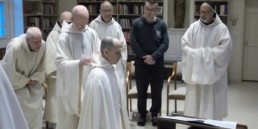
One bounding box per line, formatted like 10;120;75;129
151;21;169;60
130;19;146;58
29;41;46;84
1;40;30;90
55;33;81;115
182;25;232;85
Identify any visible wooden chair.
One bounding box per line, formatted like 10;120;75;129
125;61;152;114
166;62;186;115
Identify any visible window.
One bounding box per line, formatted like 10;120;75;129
0;1;6;38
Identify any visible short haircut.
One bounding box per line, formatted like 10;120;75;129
100;37;115;54
204;0;215;10
100;0;113;9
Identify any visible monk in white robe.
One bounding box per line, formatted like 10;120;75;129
181;2;232;120
89;1;127;97
55;5;100;129
0;65;29;129
43;11;72;126
78;37;130;129
1;27;46;129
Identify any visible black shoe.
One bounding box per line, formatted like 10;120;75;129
137;117;146;126
151;116;158;126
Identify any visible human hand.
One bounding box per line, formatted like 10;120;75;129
79;56;92;66
27;80;38;86
143;55;156;65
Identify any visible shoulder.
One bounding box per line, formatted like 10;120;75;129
132;17;143;25
7;35;25;50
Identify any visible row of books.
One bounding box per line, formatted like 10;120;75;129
119;18;135;29
43;4;56;14
43;18;56;28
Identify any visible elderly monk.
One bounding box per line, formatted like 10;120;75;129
55;5;100;129
1;27;46;129
181;2;232;120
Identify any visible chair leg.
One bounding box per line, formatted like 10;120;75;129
167;99;169;116
175;100;177;113
127;97;129;116
129;98;132;112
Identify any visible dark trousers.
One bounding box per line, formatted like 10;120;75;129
135;62;164;117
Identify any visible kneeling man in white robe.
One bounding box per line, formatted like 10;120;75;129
77;37;130;129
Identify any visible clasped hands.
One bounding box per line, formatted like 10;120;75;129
143;55;156;65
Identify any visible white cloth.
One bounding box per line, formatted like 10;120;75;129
77;54;130;129
181;14;232;120
1;34;46;129
43;22;61;123
0;65;29;129
89;15;127;93
55;23;100;129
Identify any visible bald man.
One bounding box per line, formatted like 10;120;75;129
1;27;46;129
182;2;232;120
43;11;72;127
55;5;100;129
89;1;128;105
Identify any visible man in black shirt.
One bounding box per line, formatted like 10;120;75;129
130;0;169;127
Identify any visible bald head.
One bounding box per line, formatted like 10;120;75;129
71;5;89;31
59;11;72;23
200;2;215;24
26;27;42;52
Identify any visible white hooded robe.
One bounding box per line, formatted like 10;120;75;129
77;54;130;129
1;34;46;129
89;15;127;95
43;22;62;123
181;14;232;120
55;23;100;129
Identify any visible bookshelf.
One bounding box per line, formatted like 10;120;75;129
23;0;59;39
194;0;229;25
77;0;164;42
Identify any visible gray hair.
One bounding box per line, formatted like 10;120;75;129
100;36;116;54
25;27;42;39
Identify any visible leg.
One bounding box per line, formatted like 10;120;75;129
150;63;164;126
135;64;150;126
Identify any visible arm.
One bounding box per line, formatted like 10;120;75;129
151;21;169;60
130;20;146;58
1;39;30;90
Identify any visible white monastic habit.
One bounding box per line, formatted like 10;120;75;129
43;22;62;123
89;15;127;93
55;22;100;129
77;54;130;129
181;14;232;120
1;34;46;129
0;65;29;129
